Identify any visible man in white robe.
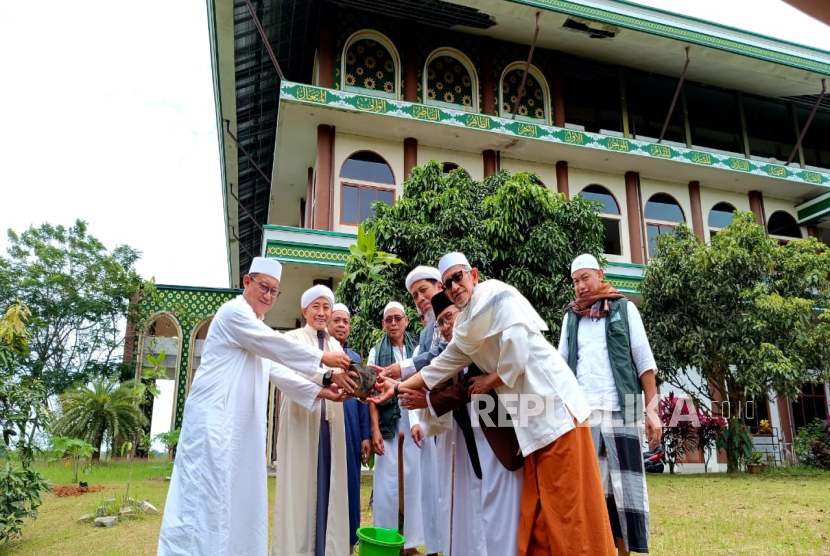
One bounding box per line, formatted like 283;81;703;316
401;290;524;556
158;258;353;556
272;285;351;556
367;302;425;555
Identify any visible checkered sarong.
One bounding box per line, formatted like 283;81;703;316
590;412;650;554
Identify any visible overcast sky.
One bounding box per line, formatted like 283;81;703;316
0;0;827;290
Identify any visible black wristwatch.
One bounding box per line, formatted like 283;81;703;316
322;369;333;387
394;383;400;397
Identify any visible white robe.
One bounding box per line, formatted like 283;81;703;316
158;296;324;556
368;345;426;549
272;326;350;556
408;409;445;554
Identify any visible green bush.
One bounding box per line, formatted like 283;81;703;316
794;418;830;470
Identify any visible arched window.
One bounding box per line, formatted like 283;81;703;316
580;185;622;256
188;319;213;392
441;162;469;177
499;63;550;124
342;31;400;99
645;193;685;256
708;202;737;239
141;313;182;447
340;151;396;226
768;210;802;242
423;49;478;112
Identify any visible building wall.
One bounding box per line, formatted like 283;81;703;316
699;187;752;240
763;196;807;238
499;157;558;192
569;166;631;264
419;145;485;182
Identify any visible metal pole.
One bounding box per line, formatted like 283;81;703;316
244;0;285;80
229;184;264;230
786;78;826;165
658;47;690;144
224;120;272;185
512;12;541;120
232;228;256;260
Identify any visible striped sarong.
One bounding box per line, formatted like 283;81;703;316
590;411;650;554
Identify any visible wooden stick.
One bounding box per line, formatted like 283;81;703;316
449;442;456;556
398;431;405;554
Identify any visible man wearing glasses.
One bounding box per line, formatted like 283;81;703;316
159;258;352;556
369;252;616;556
366;302;426;556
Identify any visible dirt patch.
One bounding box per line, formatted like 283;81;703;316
51;485;105;497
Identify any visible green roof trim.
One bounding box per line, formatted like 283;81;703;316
154;285;243;294
797;191;830;224
280;81;830;189
507;0;830;76
264;225;357;240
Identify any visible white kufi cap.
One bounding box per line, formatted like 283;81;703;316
332;303;350;316
383;301;405;318
571;254;601;275
301;285;335;309
405;266;442;293
438;252;471;276
249;257;282;281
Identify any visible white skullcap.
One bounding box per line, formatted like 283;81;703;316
383;301;405;318
332;303;350;316
405;266;442;293
438;252;471;276
249;257;282;281
571;254;601;275
301;285;335;309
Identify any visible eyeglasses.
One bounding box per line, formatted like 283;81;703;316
383;315;405;324
437;310;459;329
250;275;280;299
443;270;466;291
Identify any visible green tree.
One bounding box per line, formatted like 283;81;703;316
51;437;94;483
336;161;605;356
52;378;148;462
639;212;830;471
0;302;52;544
1;220;143;396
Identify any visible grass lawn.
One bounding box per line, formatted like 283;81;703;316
3;462;830;555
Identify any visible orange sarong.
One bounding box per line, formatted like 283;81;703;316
518;421;616;556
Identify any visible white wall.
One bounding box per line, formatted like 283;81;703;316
419;145;485;182
498;157;557;191
699;187;752;241
569;167;631;264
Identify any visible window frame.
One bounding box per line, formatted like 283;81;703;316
339;182;396;227
338;150;397;186
707;202;738;241
644;193;686;258
767;210;802;243
579;184;624;259
341;30;401;100
498;62;551;125
423;48;479;113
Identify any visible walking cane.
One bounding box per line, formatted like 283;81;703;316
398;431;405;555
449;442;455;556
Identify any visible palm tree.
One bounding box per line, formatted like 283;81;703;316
52;379;148;461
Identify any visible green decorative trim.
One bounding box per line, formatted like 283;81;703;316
266;242;351;267
605;262;645;270
134;287;241;429
264;225;357;240
506;0;830;76
280;82;830;189
797;192;830;224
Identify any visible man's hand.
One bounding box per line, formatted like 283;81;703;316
366;375;397;405
468;373;501;398
399;388;428;410
330;368;358;394
361;440;371;464
378;362;402;380
317;385;350;402
411;424;424;449
321;351;351;370
372;429;385;456
646;409;663;451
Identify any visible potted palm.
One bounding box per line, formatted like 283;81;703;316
747;450;763;474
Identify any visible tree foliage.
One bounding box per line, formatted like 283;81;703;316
0;303;51;544
52;378;148;461
337;161;605;356
639;211;830;470
1;220;143;396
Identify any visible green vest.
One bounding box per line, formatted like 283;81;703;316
566;298;643;423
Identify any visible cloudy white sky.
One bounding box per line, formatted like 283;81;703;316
0;0;828;290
